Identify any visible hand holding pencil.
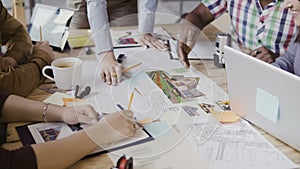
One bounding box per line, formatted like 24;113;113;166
99;51;142;86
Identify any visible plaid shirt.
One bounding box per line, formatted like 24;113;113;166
202;0;297;55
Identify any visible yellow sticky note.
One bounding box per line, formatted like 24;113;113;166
68;36;94;48
210;109;240;123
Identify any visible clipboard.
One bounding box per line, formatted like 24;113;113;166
28;4;74;51
16;122;154;158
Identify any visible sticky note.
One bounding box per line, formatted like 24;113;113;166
68;36;94;48
63;98;88;107
143;121;173;138
210;109;240;123
256;87;279;123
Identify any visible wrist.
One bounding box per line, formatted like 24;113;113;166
45;104;64;122
85;120;110;146
98;51;116;62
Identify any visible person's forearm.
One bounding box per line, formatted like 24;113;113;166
184;4;215;30
0;95;63;122
138;0;158;33
0;62;44;97
32;130;98;169
86;0;113;55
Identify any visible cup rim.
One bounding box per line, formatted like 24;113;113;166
52;57;82;69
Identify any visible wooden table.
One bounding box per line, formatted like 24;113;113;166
3;23;300;168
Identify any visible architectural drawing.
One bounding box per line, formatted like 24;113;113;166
177;118;297;169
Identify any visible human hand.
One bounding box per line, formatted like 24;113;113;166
177;22;200;68
138;33;168;51
33;41;55;61
2;57;18;67
84;110;136;146
60;105;99;125
249;46;279;63
99;51;123;85
284;0;300;11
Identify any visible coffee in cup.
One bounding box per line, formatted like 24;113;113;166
42;57;82;90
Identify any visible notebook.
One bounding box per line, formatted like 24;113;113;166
224;46;300;151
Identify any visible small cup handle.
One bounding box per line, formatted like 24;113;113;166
42;66;55;81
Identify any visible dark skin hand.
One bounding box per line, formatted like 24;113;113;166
249;46;279;63
177;4;215;68
177;41;192;68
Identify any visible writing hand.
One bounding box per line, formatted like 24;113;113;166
33;41;55;61
85;110;136;146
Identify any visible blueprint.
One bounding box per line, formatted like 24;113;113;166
177;116;298;169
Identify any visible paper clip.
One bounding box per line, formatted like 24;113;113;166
75;85;91;99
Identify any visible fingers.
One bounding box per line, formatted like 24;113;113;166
100;71;106;82
104;71;112;85
102;64;122;85
152;39;168;50
177;41;191;68
115;65;123;84
119;110;134;119
100;53;123;85
77;113;98;125
255;54;274;63
139;34;168;51
250;47;276;63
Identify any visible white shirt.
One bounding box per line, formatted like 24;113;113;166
86;0;158;56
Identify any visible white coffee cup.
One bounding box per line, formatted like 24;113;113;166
42;57;82;90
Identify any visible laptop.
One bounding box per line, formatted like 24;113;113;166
224;46;300;151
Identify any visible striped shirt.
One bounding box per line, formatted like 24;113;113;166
201;0;297;55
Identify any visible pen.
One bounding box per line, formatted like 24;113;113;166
112;63;142;77
117;104;125;110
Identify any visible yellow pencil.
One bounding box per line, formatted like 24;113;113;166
39;25;42;42
112;63;142;77
127;91;134;110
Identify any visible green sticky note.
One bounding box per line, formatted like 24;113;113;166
143;121;173;138
68;36;94;48
256;87;279;123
